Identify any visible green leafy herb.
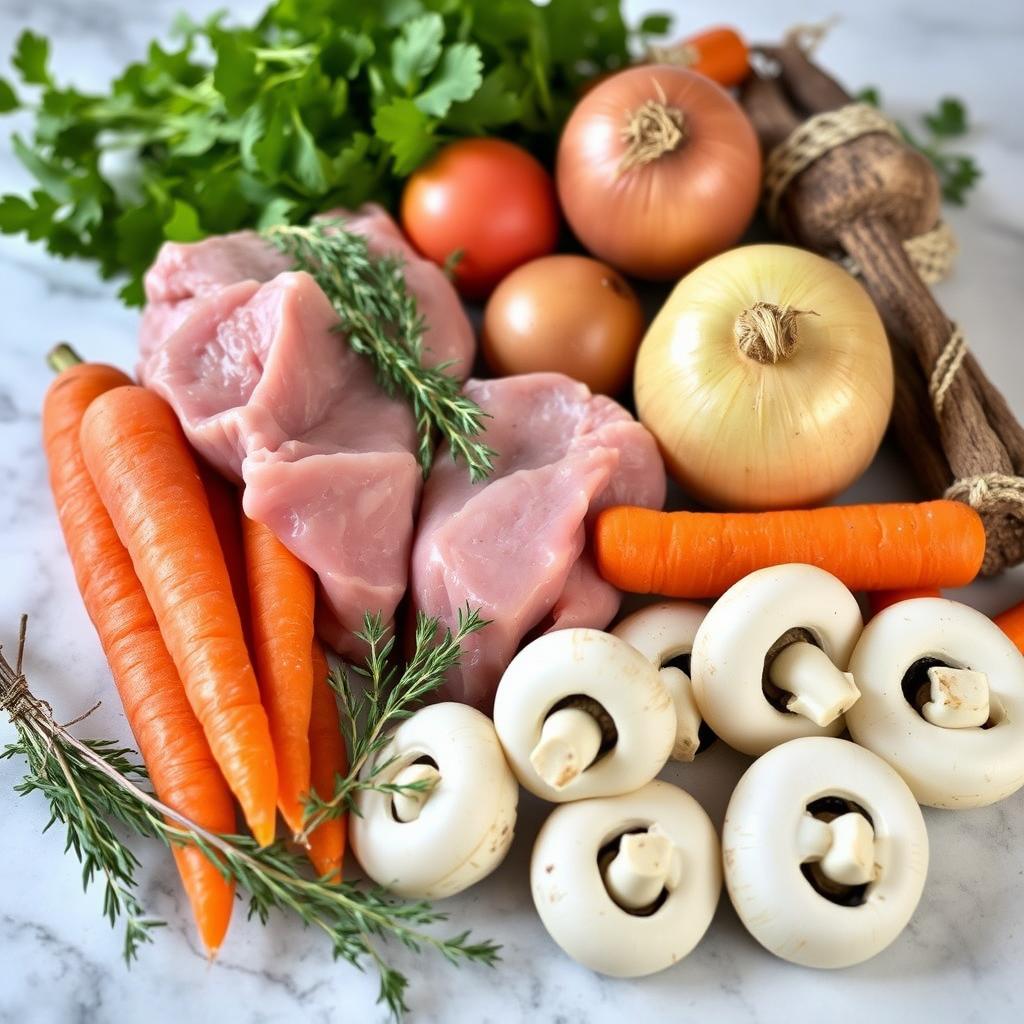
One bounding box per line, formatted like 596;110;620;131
264;219;496;480
1;1;671;304
857;88;981;205
300;607;488;840
1;613;496;1019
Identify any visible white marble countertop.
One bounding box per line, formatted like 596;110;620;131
2;0;1023;1021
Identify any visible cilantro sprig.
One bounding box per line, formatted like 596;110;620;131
0;1;670;305
858;88;981;205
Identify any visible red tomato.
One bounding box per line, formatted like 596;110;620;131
400;139;559;298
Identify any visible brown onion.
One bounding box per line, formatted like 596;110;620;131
556;66;762;280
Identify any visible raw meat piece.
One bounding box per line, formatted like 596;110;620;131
144;270;420;656
411;373;666;709
140;203;475;378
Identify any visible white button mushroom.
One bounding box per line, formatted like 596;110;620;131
690;564;863;756
612;601;707;761
493;629;676;802
350;702;518;899
531;780;721;977
723;736;928;969
846;598;1024;808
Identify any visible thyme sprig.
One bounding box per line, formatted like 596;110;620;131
263;220;496;482
1;614;498;1019
299;606;488;843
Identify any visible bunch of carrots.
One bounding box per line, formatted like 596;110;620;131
42;347;346;955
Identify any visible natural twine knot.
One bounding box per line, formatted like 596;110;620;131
734;302;814;364
0;672;33;722
618;83;687;176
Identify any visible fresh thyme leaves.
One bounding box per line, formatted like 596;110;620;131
264;220;496;481
0;1;669;305
857;88;981;205
1;613;497;1019
299;606;489;842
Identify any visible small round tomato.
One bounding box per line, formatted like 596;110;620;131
401;139;559;298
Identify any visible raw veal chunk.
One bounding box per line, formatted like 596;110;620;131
143;270;420;657
139;203;476;378
411;373;666;710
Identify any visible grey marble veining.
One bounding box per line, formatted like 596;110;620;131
1;0;1023;1021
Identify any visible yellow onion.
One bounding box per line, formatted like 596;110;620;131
634;245;893;510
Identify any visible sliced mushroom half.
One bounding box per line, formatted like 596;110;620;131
531;780;721;977
612;601;707;761
846;598;1024;808
493;629;676;802
691;564;863;756
723;736;928;968
350;702;518;899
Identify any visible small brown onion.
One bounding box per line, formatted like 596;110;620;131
481;255;644;395
557;65;761;280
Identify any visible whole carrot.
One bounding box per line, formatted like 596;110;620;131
200;463;251;651
868;587;943;617
994;599;1024;654
307;639;347;881
650;27;749;88
242;515;316;836
595;501;986;597
80;385;278;846
42;347;236;953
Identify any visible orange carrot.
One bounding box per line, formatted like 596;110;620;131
199;463;251;651
242;515;316;836
307;639;348;881
80;386;278;846
657;27;749;88
42;350;236;953
994;599;1024;654
595;501;986;597
868;588;943;617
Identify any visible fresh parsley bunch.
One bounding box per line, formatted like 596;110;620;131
0;0;670;304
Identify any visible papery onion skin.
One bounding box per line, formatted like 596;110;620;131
634;244;894;510
481;254;644;395
556;65;761;280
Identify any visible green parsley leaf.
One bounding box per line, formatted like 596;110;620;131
0;76;18;112
638;13;673;36
163;200;205;242
13;31;51;86
392;13;445;91
923;97;967;138
415;43;483;117
373;97;436;175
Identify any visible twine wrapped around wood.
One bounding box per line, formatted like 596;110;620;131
741;41;1024;574
765;103;957;284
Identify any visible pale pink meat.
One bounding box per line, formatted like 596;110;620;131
139;204;475;378
144;271;421;656
411;373;666;710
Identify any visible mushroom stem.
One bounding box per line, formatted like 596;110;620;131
770;642;861;726
658;666;703;761
603;827;682;911
921;666;990;729
798;811;877;887
391;763;441;823
530;707;603;790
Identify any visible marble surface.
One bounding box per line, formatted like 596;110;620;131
1;0;1023;1021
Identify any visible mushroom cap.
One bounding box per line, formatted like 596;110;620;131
723;736;928;969
691;563;863;756
613;602;707;761
350;702;518;899
846;598;1024;808
493;628;676;801
531;780;721;977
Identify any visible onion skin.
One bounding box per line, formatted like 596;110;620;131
556;66;761;280
481;255;644;395
634;245;894;510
